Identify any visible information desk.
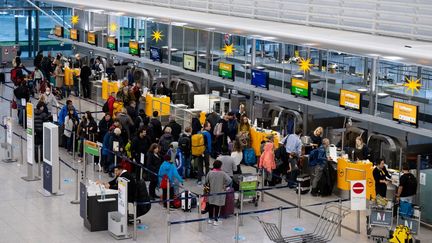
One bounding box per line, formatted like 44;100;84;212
80;182;118;232
336;158;376;199
250;128;280;157
101;79;120;100
145;94;170;117
64;67;80;86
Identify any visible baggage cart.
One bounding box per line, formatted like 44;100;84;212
236;173;260;208
367;199;394;243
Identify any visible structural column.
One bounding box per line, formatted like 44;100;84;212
369;58;378;115
28;10;33;58
34;1;40;54
251;38;256;67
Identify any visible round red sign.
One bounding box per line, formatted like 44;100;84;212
352;182;364;194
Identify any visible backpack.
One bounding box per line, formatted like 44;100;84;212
399;201;414;219
213;122;223;136
11;67;23;86
389;225;413;243
191;133;205;156
102;101;109;112
178;135;191;153
135;180;151;217
243;148;256;165
405;173;417;196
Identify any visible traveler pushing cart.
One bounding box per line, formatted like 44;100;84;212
235;173;260;208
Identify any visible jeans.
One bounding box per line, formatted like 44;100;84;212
183;154;191;178
311;165;324;190
17;104;24;126
288;169;299;187
149;177;158;198
195;154;210;181
66;135;73;152
208;204;221;221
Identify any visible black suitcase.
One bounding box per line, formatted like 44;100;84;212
296;174;311;194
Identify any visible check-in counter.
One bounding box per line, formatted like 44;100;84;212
145;94;171;117
336;158;376;199
101;79;120;100
250;127;280;157
80;182;118;232
64;67;80;86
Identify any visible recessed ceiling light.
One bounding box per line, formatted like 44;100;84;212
293;74;303;78
356;88;368;93
108;12;124;16
87;9;104;14
250;35;262;38
172;22;188;26
383;56;403;61
0;11;8;15
206;27;216;31
262;36;276;41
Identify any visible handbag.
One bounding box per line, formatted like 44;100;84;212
160;175;168;189
11;100;17;109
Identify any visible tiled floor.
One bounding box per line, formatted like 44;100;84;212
0;79;431;243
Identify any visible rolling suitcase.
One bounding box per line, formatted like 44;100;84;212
296;174;310;194
181;190;192;212
220;187;235;218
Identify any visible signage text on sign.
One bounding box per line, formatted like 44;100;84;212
129;40;140;56
183;54;197;72
84;140;99;156
339;89;362;113
350;180;366;210
26;103;34;165
291;78;310;100
70;29;79;41
219;62;235;81
107;36;117;51
393;101;418;127
87;32;97;45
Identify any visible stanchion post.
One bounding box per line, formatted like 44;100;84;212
72;131;76;160
167;178;170;214
261;169;265;202
278;206;283;232
133;201;137;241
338;198;342;237
198;194;202;232
37;145;42;177
20;134;24;165
235;213;240;243
297;182;301;218
356;209;360;234
166;220;171;243
70;159;80;204
240;190;244;226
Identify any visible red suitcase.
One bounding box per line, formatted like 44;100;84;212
219;187;235;218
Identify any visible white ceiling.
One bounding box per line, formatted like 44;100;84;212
47;0;432;67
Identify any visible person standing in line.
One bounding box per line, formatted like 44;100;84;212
41;87;59;115
396;163;417;204
64;109;78;154
146;143;162;199
259;140;276;186
373;158;391;198
178;127;192;178
309;138;331;196
53;62;64;98
158;155;184;208
205;160;232;226
231;141;243;175
80;63;92;99
196;122;212;185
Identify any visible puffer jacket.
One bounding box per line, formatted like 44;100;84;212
259;142;276;172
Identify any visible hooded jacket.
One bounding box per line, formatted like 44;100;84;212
259;142;276;172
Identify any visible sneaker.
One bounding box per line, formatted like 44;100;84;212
207;219;214;224
197;181;202;185
213;221;221;226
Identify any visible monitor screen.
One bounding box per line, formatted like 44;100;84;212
393;101;418;127
129;40;140;57
291;78;310;100
43;126;51;162
70;29;79;41
183;54;197;72
150;46;162;63
107;36;118;51
251;69;269;89
87;32;97;45
54;26;64;38
219;62;235;81
339;89;362;113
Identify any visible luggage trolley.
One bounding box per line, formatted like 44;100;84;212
367;199;394;243
236;173;260;208
396;202;421;236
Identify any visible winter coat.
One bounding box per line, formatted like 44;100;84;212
98;118;113;142
206;169;232;206
158;161;184;187
34;109;49;145
146;152;162;180
259;142;276;172
165;121;182;141
130;135;152;162
191;117;202;135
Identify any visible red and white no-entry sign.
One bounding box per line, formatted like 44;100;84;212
351;180;366;210
352;182;364;194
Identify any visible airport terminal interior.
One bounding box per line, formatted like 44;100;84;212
1;0;432;242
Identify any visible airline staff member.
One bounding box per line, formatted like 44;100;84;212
373;158;391;198
97;164;136;202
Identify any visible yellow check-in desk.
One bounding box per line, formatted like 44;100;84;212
337;158;376;199
250;128;280;157
64;67;80;86
145;94;171;117
101;79;120;100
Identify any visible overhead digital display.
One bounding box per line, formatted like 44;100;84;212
393;101;418;127
183;54;197;72
107;36;118;51
291;78;310;100
70;29;79;41
219;62;235;81
87;32;97;45
54;26;64;38
251;69;269;90
129;40;140;57
150;46;162;63
339;89;362;113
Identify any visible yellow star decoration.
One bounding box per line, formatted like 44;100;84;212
222;43;236;56
109;23;118;33
403;77;422;95
299;57;313;73
151;30;164;43
71;15;79;25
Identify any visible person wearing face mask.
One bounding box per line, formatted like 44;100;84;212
41;87;59;115
64;108;79;154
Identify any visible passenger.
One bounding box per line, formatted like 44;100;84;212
13;80;30;126
217;151;237;178
146;143;162;199
165;116;182;142
353;136;369;161
98;113;113;143
212;115;227;157
77;115;88;157
231;141;243;174
112;98;124;119
178;127;192;178
108;128;125;176
149;111;163;142
158;154;184;207
126;100;138;121
205;160;232;226
117;86;134;106
64;108;79;154
196;121;212;184
41;87;59;115
310;126;323;148
101;126;114;173
396;163;417;203
206;111;220;135
107;92;116;117
116;108;134;141
134;109;149;131
53;62;64;98
159;127;174;155
58;100;79;126
130;128;152;178
281;128;303;185
309;138;331;196
373;158;391;198
33;66;44;96
34;102;50;163
85;111;98;141
259;140;276;186
226;112;238;142
237;115;251;147
80;63;92;98
191;114;202;135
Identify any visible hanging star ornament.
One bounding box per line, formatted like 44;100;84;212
109;23;118;33
222;43;236;56
151;30;164;43
404;77;422;95
71;15;79;25
299;57;313;73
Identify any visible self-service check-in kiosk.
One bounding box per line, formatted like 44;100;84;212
108;177;131;239
39;122;63;196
